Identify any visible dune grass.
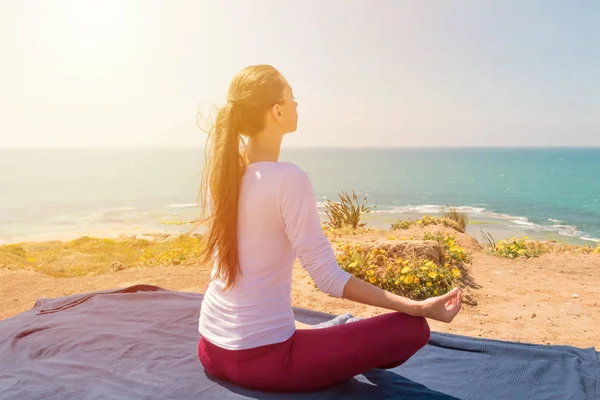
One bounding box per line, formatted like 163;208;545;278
443;208;469;232
324;190;374;230
0;234;206;277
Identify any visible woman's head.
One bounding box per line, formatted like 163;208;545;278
199;65;295;290
226;65;297;138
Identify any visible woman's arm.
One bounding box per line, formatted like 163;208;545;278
279;164;462;323
342;276;462;323
341;276;422;315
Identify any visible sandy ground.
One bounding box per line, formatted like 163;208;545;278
1;228;598;349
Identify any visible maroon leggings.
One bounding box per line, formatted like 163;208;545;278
198;312;430;392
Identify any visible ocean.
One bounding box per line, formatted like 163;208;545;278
1;147;599;245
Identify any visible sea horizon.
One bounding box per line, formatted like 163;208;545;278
1;146;599;245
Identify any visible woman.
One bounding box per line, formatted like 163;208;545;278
197;65;462;392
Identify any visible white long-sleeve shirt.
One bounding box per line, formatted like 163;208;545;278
198;161;352;350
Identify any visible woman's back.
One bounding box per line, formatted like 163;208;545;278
199;162;350;350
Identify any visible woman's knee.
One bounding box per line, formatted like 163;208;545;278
394;313;431;348
414;316;431;347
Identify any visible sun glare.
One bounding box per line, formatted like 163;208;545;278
36;1;141;80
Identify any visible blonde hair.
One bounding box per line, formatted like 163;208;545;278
198;65;287;290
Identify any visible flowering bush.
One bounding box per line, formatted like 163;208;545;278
423;231;473;265
482;236;551;259
335;240;465;300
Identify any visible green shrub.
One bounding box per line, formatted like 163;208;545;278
324;190;374;229
390;220;413;230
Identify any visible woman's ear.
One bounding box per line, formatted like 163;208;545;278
271;104;283;123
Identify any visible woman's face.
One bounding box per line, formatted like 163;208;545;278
278;84;298;134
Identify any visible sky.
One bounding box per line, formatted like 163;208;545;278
0;0;599;148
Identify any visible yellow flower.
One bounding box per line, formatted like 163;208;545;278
420;266;429;271
523;236;529;240
425;260;434;267
401;266;411;274
428;271;438;279
414;277;420;284
517;249;526;256
434;290;438;295
369;277;377;284
394;279;401;286
426;282;432;287
403;275;414;284
451;268;461;278
449;246;459;252
348;261;358;269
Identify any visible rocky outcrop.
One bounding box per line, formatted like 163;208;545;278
370;240;443;264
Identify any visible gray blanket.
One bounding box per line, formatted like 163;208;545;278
0;285;598;399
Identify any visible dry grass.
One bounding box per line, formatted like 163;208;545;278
443;208;469;233
391;214;467;233
0;235;206;277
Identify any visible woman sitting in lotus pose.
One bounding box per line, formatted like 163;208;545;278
197;64;462;392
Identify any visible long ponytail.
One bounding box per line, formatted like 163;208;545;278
199;103;246;290
198;65;286;290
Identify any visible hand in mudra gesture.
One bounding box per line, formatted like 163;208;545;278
420;287;463;323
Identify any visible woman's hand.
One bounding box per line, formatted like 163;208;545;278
418;287;462;323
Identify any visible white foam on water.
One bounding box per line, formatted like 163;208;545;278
581;236;600;243
374;205;487;214
168;203;198;209
327;202;596;244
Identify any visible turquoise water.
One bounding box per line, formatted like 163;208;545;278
1;147;599;244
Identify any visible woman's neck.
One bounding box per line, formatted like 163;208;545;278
246;130;283;164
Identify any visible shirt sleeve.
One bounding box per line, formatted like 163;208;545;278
278;164;352;298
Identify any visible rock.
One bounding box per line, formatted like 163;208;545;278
572;294;579;298
463;294;477;306
111;261;126;272
531;313;536;318
372;240;443;264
